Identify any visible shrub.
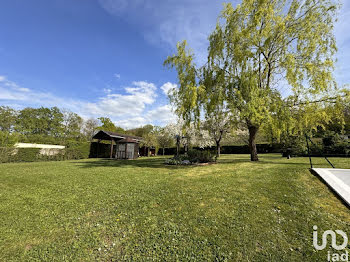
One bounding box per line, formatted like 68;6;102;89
281;136;308;157
0;131;19;163
164;158;182;165
0;147;17;163
187;149;215;163
11;148;41;162
1;142;90;163
323;134;350;156
65;142;90;160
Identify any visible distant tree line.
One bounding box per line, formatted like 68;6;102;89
1;103;348;161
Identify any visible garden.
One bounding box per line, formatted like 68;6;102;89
0;154;349;261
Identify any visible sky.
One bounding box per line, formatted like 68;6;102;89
0;0;349;129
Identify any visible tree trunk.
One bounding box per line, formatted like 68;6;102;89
248;124;259;161
216;141;221;158
162;146;165;156
176;139;180;157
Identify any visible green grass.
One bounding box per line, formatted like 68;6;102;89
0;154;349;261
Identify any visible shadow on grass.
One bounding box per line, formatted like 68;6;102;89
74;155;309;170
74;157;192;169
218;157;309;167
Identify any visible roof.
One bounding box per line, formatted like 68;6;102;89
118;137;139;143
92;130;143;142
15;143;65;149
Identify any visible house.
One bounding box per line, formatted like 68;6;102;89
90;130;143;160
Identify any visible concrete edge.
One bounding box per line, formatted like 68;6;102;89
311;168;350;207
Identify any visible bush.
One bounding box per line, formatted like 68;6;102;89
323;134;350;156
281;136;308;157
11;148;41;162
1;142;90;163
65;141;90;159
0;147;17;163
164;158;182;165
187;149;215;163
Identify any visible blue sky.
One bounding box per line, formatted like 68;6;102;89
0;0;349;129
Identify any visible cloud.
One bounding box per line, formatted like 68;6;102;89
0;77;176;129
0;76;30;94
160;82;177;96
146;104;175;123
114;73;121;79
103;88;112;94
98;0;223;65
83;81;157;118
116;105;176;129
98;0;350;83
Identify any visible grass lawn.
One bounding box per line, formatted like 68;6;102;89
0;154;349;261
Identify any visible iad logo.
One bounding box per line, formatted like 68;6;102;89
313;225;349;262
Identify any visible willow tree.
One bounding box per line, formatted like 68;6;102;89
165;0;340;161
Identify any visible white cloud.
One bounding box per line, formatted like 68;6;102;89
160;82;177;96
0;77;175;129
146;104;176;123
117;117;149;130
115;105;176;129
98;0;350;83
98;0;223;65
103;88;112;94
114;73;121;79
0;76;30;94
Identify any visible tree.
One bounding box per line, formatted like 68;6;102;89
165;0;340;161
128;124;154;138
203;107;234;158
155;126;174;155
165;120;214;152
97;117;125;133
15;107;64;138
0;106;17;132
0;106;18;162
141;131;158;156
83;118;99;141
62;109;83;141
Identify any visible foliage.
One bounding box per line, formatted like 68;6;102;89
165;0;341;161
83;118;100;141
64;140;91;159
163;157;185;165
0;130;19;163
202;108;236;157
155;126;174;155
11;148;41;162
62;109;83;140
0;106;17;132
0;105;127;144
97;117;125;133
1;155;349;261
165;149;215;165
322;133;350;156
187;149;215;163
140;130;159;155
15;107;64;137
128;124;154;138
2;141;90;163
165;120;214;149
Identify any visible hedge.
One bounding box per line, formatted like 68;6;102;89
158;144;283;156
1;142;90;163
